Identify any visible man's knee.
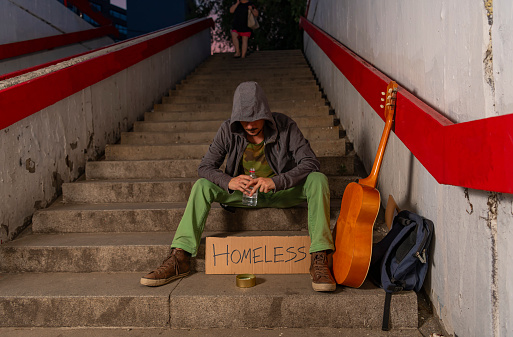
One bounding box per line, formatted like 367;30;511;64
306;172;328;185
191;178;217;196
305;172;329;194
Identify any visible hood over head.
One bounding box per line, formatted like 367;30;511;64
230;81;275;135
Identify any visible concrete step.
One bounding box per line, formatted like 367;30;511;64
120;127;340;145
185;68;313;80
153;105;329;115
135;119;225;131
143;108;333;122
194;63;312;73
207;57;308;64
0;228;390;274
0;272;172;327
202;52;307;63
164;90;322;104
0;230;309;273
61;176;355;203
62;178;197;204
105;143;210;160
85;155;355;180
0;231;173;273
85;159;202;179
32;199;343;234
175;79;317;90
162;273;417;330
169;86;322;98
154;99;328;113
207;55;306;62
135;115;335;131
201;57;308;67
0;327;426;336
201;55;307;63
205;50;305;62
209;50;305;61
179;76;315;86
190;63;312;72
104;139;347;160
213;49;303;55
204;56;308;65
121;131;218;144
0;272;417;329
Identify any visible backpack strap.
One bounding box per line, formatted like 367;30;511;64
382;284;405;331
382;292;393;331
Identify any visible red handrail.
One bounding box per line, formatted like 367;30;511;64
300;17;513;194
0;25;118;61
0;18;214;131
0;18;203;82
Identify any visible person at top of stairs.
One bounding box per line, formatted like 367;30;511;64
230;0;258;58
140;81;336;292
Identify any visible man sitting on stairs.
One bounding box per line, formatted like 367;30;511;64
140;81;336;292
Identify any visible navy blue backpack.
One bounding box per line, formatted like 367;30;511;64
369;210;434;331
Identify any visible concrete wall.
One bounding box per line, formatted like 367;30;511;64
0;0;114;76
0;27;211;244
304;1;512;336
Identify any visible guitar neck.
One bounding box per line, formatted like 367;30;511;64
358;116;394;188
358;81;398;189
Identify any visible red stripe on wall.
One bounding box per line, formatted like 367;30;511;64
0;25;117;61
0;19;196;82
0;18;214;131
300;17;513;194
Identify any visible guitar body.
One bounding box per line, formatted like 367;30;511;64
332;182;380;287
331;81;398;288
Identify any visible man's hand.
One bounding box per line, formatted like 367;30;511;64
229;174;254;194
251;177;275;195
229;175;276;196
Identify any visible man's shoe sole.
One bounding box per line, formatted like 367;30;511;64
140;271;190;287
311;281;336;292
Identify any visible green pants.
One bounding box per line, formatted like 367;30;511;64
171;172;334;257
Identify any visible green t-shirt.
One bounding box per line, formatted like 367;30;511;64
242;141;275;178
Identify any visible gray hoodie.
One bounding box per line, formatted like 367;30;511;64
198;81;320;192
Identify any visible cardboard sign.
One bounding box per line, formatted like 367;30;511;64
205;236;311;274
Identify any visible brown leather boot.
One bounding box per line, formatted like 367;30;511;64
310;250;336;292
140;248;191;287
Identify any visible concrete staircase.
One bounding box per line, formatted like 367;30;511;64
0;50;418;330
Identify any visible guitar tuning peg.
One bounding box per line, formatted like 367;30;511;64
381;92;385;95
380;105;384;109
381;98;385;102
388;88;393;94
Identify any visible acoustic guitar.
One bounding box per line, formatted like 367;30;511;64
332;81;398;288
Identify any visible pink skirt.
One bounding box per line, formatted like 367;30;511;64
232;30;251;37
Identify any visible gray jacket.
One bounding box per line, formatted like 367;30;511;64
198;81;320;192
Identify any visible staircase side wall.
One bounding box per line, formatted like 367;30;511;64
304;1;512;336
0;0;114;76
0;29;211;245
